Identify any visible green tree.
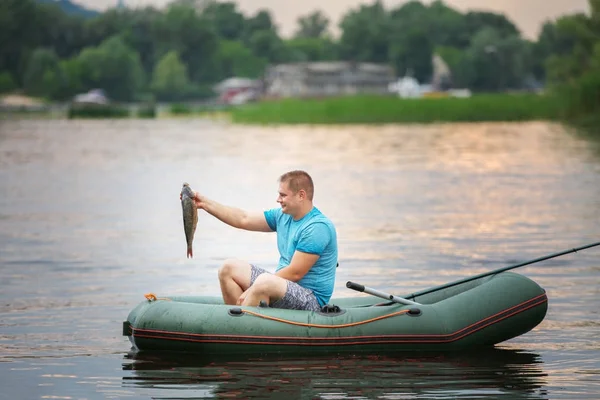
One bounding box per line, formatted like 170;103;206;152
59;58;84;98
0;71;17;93
83;9;130;48
285;37;338;62
389;27;433;82
23;48;66;98
0;0;42;84
154;3;219;83
35;2;87;59
248;29;288;63
77;36;145;101
532;22;558;82
426;0;469;48
465;11;520;39
151;51;189;100
216;40;267;78
294;11;330;39
338;1;390;62
459;28;531;91
544;13;598;85
245;10;276;38
436;46;463;71
389;1;428;26
119;7;162;78
202;1;245;40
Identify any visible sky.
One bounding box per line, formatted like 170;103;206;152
77;0;591;39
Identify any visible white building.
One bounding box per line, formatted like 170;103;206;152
213;77;261;105
264;62;395;98
73;89;109;105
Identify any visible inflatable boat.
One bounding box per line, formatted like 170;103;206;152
123;271;548;355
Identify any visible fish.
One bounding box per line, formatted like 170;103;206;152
181;182;198;258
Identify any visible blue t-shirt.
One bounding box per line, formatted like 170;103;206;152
263;207;338;306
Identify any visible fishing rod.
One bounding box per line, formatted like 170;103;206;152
346;241;600;305
402;240;600;301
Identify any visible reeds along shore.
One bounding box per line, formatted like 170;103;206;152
228;93;565;125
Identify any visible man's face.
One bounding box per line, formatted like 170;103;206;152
277;181;301;215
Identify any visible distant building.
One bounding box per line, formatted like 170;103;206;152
213;77;261;105
388;54;471;98
431;54;452;91
264;62;396;98
73;89;109;105
388;76;421;98
116;0;126;9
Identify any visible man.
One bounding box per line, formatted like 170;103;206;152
189;170;338;311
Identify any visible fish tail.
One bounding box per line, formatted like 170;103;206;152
187;247;193;258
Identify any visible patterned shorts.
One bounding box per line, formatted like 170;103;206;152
250;265;321;312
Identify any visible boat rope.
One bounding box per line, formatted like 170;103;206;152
241;309;410;328
144;293;171;302
141;294;410;328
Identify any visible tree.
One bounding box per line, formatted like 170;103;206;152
248;29;288;63
544;0;600;121
338;1;390;62
23;48;66;98
245;10;275;36
60;58;84;98
592;0;600;22
154;3;220;83
459;28;531;91
389;27;433;82
426;1;469;48
151;51;189;100
465;11;520;39
83;9;130;48
34;2;87;59
202;1;245;40
0;71;17;94
77;36;145;101
544;13;598;85
294;11;329;39
120;7;162;78
215;40;267;79
0;0;43;84
532;22;557;81
285;37;338;62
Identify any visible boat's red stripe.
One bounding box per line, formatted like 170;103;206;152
132;292;547;345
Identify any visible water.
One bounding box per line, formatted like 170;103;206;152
1;119;599;399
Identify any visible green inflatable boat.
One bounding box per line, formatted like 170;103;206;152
123;271;548;355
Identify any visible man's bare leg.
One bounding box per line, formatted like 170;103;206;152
240;273;288;307
218;259;253;305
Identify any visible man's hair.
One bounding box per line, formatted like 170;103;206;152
279;170;314;201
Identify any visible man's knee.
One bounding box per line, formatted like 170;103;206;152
219;258;250;279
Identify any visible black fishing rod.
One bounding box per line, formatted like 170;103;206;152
346;241;600;304
402;241;600;301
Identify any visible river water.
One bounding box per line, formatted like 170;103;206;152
0;119;599;399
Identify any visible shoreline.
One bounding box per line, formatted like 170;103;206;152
2;93;598;130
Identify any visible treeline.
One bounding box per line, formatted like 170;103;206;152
0;0;598;107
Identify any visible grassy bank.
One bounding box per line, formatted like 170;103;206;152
66;103;158;119
230;93;564;125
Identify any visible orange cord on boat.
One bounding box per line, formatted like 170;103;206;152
142;293;408;328
241;309;410;328
144;293;171;302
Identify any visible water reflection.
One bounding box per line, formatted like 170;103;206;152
1;119;599;399
122;349;548;399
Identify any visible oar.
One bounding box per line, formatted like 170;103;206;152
402;240;600;301
346;281;422;305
